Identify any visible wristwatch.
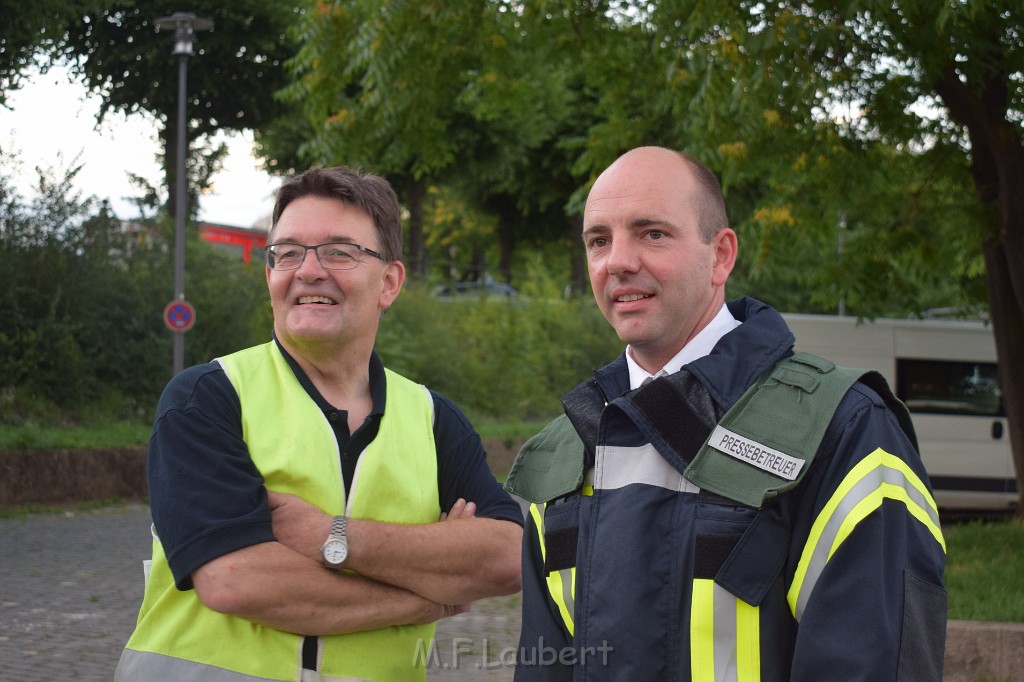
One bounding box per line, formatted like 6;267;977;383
320;515;349;569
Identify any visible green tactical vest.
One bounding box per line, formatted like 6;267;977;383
121;343;440;682
506;352;917;508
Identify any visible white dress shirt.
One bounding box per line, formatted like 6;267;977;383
626;304;741;390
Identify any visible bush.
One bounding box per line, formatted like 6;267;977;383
2;157;619;433
376;282;620;423
0;161;272;428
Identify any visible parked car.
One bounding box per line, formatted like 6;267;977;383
432;276;519;299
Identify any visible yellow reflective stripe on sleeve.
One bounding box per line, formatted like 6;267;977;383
788;448;945;621
735;597;761;682
691;579;716;682
690;579;761;682
530;503;576;636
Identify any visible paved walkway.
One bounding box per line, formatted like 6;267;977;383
0;504;520;680
2;504;1016;681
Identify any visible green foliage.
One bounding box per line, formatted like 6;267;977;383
286;0;488;178
266;0;1000;321
44;0;301;215
945;518;1024;622
0;0;107;101
0;157;271;428
375;282;621;423
726;140;987;316
275;0;597;283
52;1;299;142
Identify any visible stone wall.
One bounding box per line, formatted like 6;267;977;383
0;448;147;509
0;439;521;510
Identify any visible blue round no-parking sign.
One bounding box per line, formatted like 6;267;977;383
163;300;196;332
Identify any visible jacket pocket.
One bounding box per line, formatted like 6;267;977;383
543;495;581;573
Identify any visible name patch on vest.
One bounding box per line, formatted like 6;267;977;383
708;426;804;481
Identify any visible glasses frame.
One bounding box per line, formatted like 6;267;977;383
265;241;387;271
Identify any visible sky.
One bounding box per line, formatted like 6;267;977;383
0;66;281;229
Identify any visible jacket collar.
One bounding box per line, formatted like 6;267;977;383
586;297;794;411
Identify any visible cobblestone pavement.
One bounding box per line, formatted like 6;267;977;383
0;504;520;681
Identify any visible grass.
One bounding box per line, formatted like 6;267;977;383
0;417;549;453
474;419;552;447
944;517;1024;622
0;419;151;451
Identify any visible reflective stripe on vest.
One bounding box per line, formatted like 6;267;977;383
116;649;371;681
530;502;576;636
690;579;761;682
120;343;439;681
788;447;945;621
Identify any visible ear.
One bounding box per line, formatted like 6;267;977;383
710;227;738;287
378;260;406;310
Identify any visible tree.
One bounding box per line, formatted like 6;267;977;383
0;0;107;104
0;150;272;420
446;1;604;289
276;1;598;283
591;1;1023;511
49;1;299;217
279;0;500;277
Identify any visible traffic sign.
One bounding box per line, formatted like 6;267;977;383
164;300;196;333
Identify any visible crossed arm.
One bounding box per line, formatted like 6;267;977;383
192;493;522;636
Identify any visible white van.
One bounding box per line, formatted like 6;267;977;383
782;313;1017;513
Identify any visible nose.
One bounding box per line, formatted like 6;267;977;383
295;246;327;280
604;237;641;276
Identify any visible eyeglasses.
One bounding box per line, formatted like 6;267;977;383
265;242;386;271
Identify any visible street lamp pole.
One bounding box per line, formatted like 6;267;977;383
155;12;213;375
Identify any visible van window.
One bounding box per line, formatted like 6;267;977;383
896;359;1004;417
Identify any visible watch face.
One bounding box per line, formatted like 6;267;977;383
323;539;348;565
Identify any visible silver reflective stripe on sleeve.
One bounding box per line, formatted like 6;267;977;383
593;444;700;493
788;448;945;621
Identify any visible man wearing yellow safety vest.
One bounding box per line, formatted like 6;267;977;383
115;165;523;681
506;147;947;681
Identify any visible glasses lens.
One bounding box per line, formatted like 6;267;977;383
266;243;368;270
268;244;303;270
317;243;359;270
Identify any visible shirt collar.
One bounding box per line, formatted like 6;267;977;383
625;304;741;390
273;335;387;418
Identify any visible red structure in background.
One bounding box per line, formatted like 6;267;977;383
198;222;268;263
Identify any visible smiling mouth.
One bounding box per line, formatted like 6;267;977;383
297;295;337;305
616;294;651;302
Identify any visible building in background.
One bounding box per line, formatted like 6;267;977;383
198;222;268;263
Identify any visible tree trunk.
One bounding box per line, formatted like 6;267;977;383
981;135;1024;516
983;236;1024;516
935;68;1024;514
497;209;517;284
404;177;427;279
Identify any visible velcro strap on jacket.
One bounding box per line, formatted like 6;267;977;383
504;414;585;503
684;352;868;508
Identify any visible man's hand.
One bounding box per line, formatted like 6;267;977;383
414;601;472;625
268;491;331;562
440;497;477;521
